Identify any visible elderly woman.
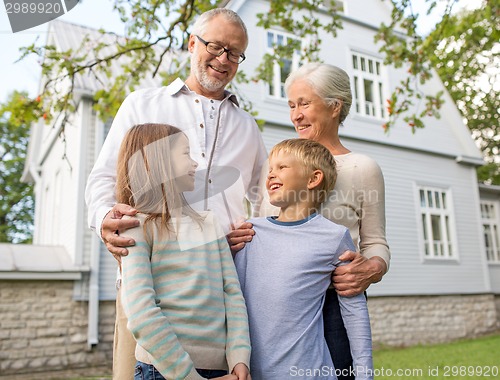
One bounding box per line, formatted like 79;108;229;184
231;62;390;379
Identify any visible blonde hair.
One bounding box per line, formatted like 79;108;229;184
269;139;337;208
116;123;201;238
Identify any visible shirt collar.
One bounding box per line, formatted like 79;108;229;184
167;78;240;106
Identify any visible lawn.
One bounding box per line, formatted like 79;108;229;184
373;333;500;379
69;333;500;380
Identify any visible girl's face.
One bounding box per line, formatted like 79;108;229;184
287;79;337;142
170;134;198;192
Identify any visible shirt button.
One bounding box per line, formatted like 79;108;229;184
199;123;204;128
210;99;214;103
210;115;214;119
195;99;199;103
208;179;212;184
201;153;205;158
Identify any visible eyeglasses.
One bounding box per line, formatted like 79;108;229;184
195;35;246;64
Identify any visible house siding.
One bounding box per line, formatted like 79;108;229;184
34;106;83;259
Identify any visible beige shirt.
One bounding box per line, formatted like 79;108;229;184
258;152;390;271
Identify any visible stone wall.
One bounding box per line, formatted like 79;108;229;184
368;294;499;347
0;280;114;378
1;280;499;377
495;295;500;328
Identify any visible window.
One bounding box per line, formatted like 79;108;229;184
418;186;456;258
266;31;302;99
481;202;500;262
352;52;386;119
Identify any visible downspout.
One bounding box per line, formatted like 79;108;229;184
75;97;100;348
88;231;101;347
88;102;102;348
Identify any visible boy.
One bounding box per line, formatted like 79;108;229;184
234;139;373;380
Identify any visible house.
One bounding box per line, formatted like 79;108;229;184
3;0;498;376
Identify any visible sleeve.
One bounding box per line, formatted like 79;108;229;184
337;293;374;380
120;220;205;380
358;157;391;272
84;92;140;237
334;231;374;380
216;221;251;372
233;243;248;293
246;126;269;217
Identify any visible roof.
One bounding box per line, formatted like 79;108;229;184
45;19;183;94
0;243;89;280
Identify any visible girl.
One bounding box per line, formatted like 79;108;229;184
116;123;251;380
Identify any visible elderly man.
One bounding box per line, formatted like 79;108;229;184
85;8;266;379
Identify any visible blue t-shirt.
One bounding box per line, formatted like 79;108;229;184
234;213;373;380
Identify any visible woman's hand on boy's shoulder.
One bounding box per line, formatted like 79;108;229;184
332;251;386;297
227;221;255;256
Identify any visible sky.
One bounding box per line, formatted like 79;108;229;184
0;0;483;103
0;0;125;103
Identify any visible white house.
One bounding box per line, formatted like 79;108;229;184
3;0;498;376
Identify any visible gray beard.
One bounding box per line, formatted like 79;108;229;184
192;56;226;93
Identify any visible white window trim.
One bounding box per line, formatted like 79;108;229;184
351;51;388;121
481;201;500;263
414;183;459;262
265;30;304;100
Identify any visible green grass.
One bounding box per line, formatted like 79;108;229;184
67;334;500;379
373;333;500;379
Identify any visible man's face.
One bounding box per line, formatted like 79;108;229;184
189;15;247;96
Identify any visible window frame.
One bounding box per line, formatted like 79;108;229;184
415;184;459;261
265;30;303;100
480;201;500;263
351;51;388;120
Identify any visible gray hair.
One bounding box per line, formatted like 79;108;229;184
191;8;248;49
285;62;353;123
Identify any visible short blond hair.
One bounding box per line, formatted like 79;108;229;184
269;139;337;207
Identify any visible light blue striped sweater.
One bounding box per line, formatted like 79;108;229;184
121;212;250;380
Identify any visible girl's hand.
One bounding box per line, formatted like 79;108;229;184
232;363;251;380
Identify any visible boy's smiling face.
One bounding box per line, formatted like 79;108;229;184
266;150;312;209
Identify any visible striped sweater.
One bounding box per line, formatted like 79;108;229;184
121;212;250;380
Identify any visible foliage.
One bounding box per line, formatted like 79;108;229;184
14;0;498;180
426;1;499;184
0;92;36;243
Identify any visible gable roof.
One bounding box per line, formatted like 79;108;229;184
44;19;179;95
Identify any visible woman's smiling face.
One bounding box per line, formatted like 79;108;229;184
287;79;336;142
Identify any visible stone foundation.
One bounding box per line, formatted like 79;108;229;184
0;280;114;378
1;280;499;377
368;294;499;347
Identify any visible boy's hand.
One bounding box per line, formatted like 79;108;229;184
332;251;386;297
227;222;255;255
232;363;251;380
101;203;139;263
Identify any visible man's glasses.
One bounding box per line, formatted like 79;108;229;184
195;35;246;64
